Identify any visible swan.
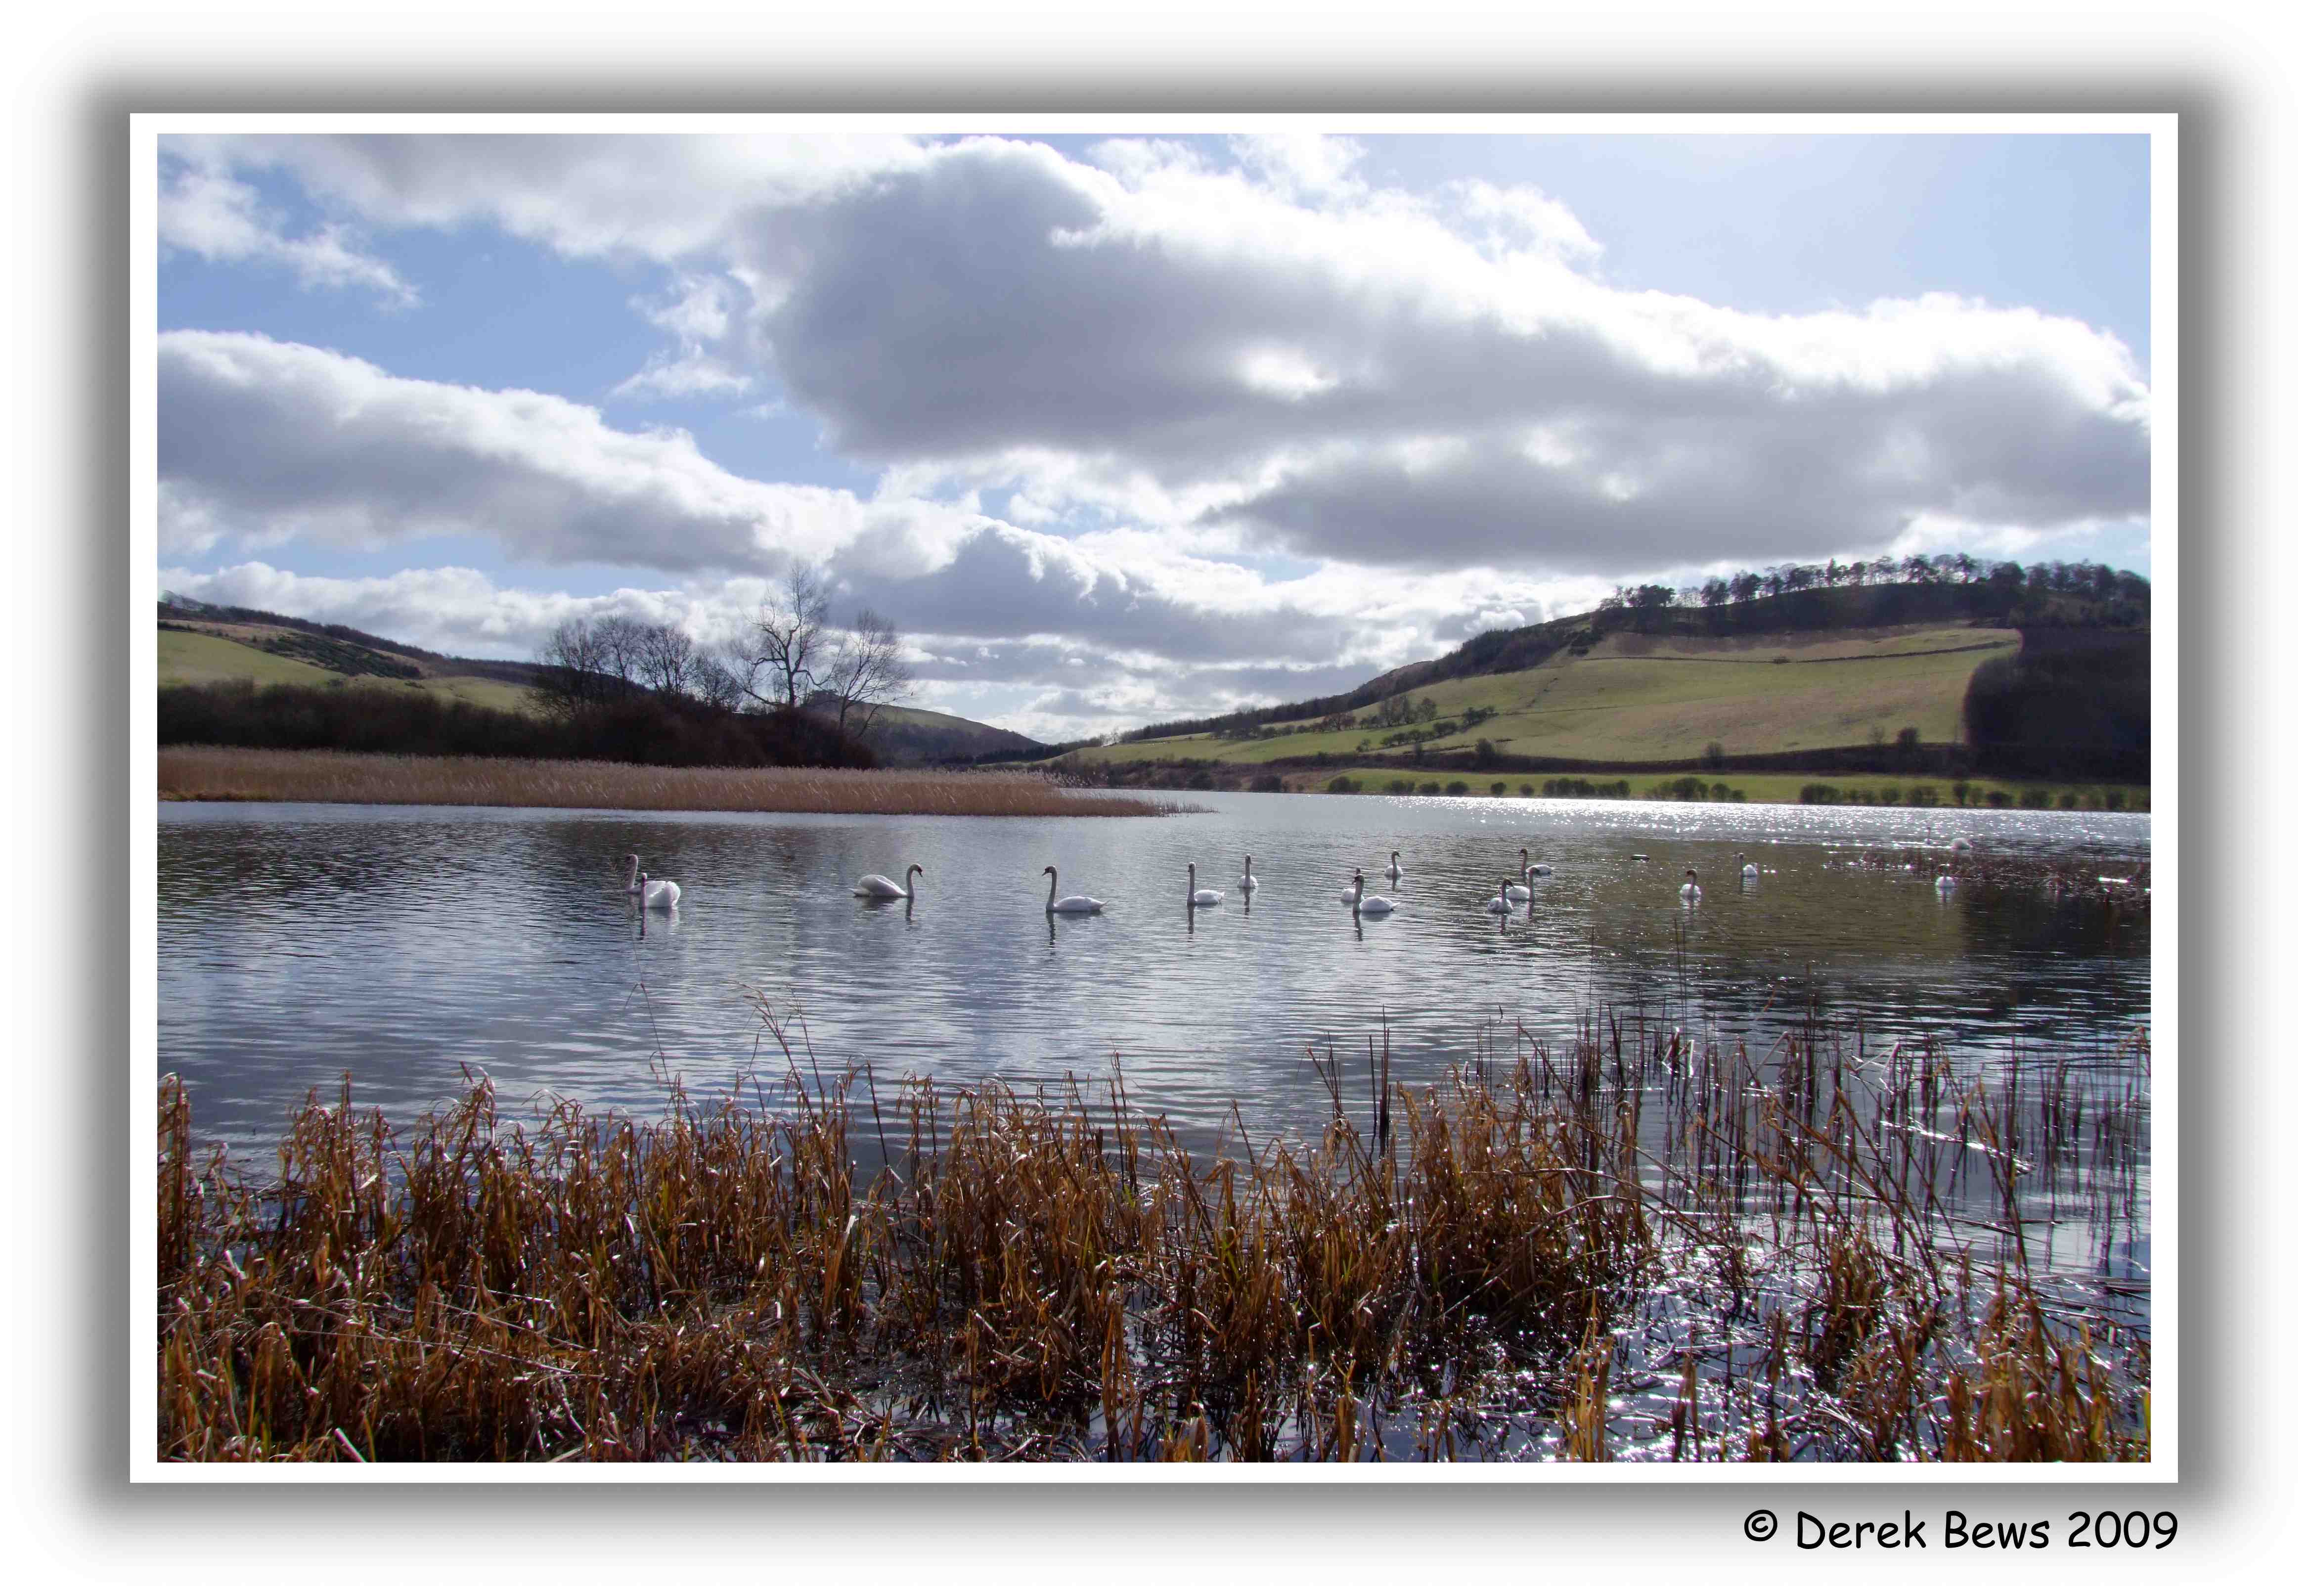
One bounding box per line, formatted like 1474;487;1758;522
1529;858;1552;877
1044;865;1104;915
1483;876;1516;914
1188;863;1224;907
1738;852;1760;880
1935;872;1959;891
855;864;923;901
1506;848;1533;900
624;853;681;910
1387;851;1403;882
1952;838;1975;855
1350;872;1397;916
1679;868;1701;901
1239;854;1259;891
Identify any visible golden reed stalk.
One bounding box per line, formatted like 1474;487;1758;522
159;746;1180;818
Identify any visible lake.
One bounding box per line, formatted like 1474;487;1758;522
156;790;2151;1157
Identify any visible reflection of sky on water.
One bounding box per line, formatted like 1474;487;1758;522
158;793;2150;1153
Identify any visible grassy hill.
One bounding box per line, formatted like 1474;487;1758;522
159;606;1050;764
1061;570;2149;790
1063;623;2013;770
159;625;540;715
847;703;1053;766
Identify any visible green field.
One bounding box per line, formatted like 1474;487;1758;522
1065;623;2018;768
159;628;541;715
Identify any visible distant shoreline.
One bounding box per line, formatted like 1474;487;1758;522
157;746;1182;818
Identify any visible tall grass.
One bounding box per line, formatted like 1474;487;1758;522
157;999;2148;1463
158;747;1180;818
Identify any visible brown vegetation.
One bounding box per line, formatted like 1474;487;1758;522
157;999;2148;1463
157;747;1178;817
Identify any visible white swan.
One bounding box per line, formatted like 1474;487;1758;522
855;864;923;901
1952;838;1975;855
1529;857;1552;877
1483;876;1516;914
1044;865;1104;915
1188;863;1224;907
1935;872;1959;891
624;853;681;910
1351;872;1397;916
1679;868;1701;902
1387;850;1403;882
1238;854;1259;891
1738;852;1760;880
1507;848;1533;900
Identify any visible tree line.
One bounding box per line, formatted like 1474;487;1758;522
160;560;918;771
533;561;916;740
1607;551;2148;615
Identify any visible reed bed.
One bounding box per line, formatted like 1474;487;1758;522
158;746;1179;818
157;997;2149;1464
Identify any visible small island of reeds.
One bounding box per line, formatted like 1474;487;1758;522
158;747;1182;818
157;1000;2149;1464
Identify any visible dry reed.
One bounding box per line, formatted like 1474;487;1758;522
158;746;1179;818
157;1003;2149;1464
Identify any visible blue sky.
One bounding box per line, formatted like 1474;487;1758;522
156;128;2151;739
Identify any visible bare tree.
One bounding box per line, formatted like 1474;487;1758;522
819;608;914;737
633;621;698;699
732;560;835;710
533;616;615;715
691;651;746;712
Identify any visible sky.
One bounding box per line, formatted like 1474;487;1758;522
154;127;2152;742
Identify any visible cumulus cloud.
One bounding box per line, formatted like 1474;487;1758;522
159;159;415;307
612;274;757;401
158;132;2151;735
171;132;2147;579
159;330;889;571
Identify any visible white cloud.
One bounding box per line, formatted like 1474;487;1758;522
160;330;886;573
611;274;756;401
159;133;2152;737
172;134;2148;580
159;159;415;307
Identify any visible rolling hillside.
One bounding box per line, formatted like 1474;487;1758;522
159;623;540;714
1061;623;2018;769
159;604;1052;765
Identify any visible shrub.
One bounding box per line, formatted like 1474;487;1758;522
1986;790;2014;808
1444;780;1469;796
2060;791;2079;809
1800;783;1842;805
1519;784;1534;797
2021;788;2051;809
1907;785;1939;808
1418;782;1441;796
1710;783;1731;801
1325;775;1361;794
1386;779;1414;795
1704;741;1726;771
1249;773;1285;793
2104;790;2126;812
1489;781;1507;796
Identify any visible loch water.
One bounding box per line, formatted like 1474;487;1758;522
157;790;2151;1153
